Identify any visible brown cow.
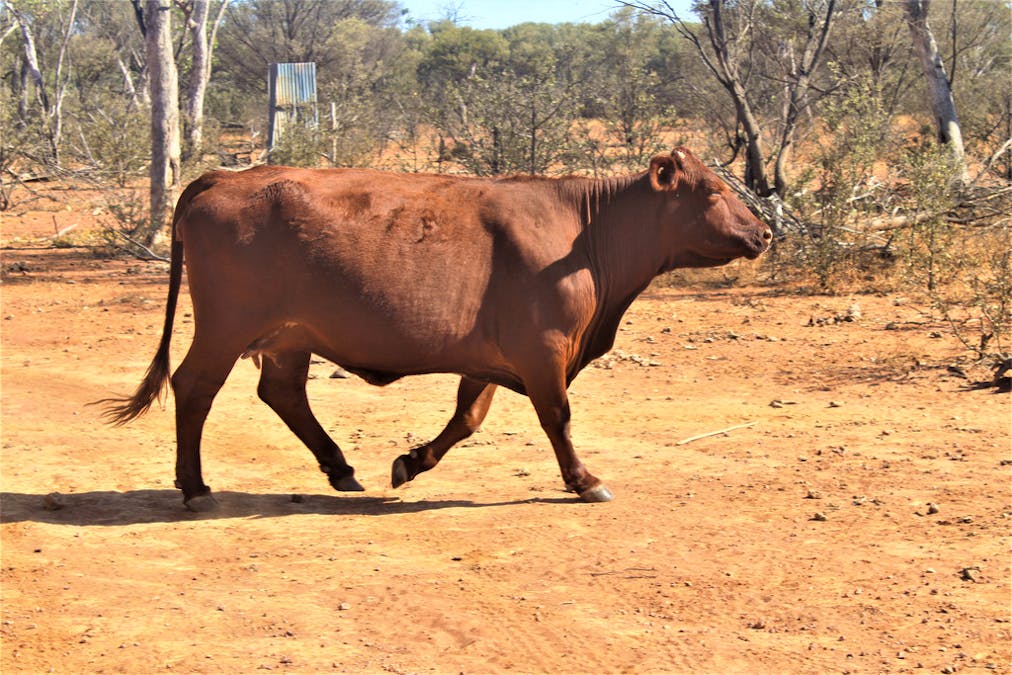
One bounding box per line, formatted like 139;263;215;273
100;147;771;511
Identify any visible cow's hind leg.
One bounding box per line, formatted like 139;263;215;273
257;350;363;492
391;377;497;488
171;340;241;512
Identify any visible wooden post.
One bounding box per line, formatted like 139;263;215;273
331;101;337;166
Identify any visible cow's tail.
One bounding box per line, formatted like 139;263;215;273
97;176;212;426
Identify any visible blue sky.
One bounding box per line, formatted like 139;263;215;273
400;0;696;29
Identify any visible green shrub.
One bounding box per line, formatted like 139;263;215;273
71;100;150;186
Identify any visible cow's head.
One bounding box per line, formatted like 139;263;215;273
649;147;772;268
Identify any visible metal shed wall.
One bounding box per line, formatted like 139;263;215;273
267;62;319;157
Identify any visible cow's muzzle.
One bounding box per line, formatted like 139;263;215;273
743;225;774;259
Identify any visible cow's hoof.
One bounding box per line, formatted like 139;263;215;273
330;473;365;492
579;484;614;503
184;493;220;512
391;456;412;489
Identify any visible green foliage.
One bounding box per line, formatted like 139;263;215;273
70;98;151;186
896;140;963;292
317;18;408;166
269;122;326;167
417;22;510;87
933;0;1012;179
778;70;894;289
896;140;1008;361
214;0;404;95
92;186;168;259
440;70;578;176
585;11;679;172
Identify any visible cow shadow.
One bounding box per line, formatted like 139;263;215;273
0;489;574;526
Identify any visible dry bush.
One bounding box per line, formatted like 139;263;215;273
761;131;1010;367
69;100;150;187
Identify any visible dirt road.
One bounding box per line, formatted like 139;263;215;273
2;248;1009;674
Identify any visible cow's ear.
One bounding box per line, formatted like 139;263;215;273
649;154;679;191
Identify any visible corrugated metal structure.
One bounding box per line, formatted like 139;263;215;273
267;62;318;160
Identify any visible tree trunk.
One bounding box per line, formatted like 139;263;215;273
140;0;181;248
715;35;770;196
49;0;78;165
183;0;230;160
117;56;140;109
732;84;771;197
773;0;836;198
641;0;774;196
10;0;77;165
184;0;210;159
10;5;51;118
904;0;968;181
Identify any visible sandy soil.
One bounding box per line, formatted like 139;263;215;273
1;217;1009;673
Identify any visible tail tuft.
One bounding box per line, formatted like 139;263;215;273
94;347;171;426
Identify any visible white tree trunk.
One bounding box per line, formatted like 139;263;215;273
143;0;181;247
184;0;230;159
11;8;48;113
50;0;79;165
905;0;968;181
117;56;139;109
184;0;210;157
10;0;77;164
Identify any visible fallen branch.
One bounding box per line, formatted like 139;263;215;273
675;420;758;446
113;230;169;262
968;136;1012;189
708;163;807;237
869;184;1012;231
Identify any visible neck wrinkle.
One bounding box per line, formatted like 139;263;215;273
557;173;654;294
553;173;660;373
556;173;646;232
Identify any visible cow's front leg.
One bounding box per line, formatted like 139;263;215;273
391;377;497;488
523;362;613;503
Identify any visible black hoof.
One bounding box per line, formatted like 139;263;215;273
329;473;365;492
184;493;220;512
579;484;614;503
391;455;412;489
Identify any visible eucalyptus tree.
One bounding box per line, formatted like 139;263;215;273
214;0;402;95
622;0;839;198
138;0;180;247
417;21;583;175
316;16;412;166
7;0;79;164
179;0;231;159
622;0;775;194
762;0;838;197
904;0;966;181
585;9;684;172
211;0;405;162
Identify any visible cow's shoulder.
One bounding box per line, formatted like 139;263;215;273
475;178;580;257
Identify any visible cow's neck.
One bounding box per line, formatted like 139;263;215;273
558;174;669;369
561;173;668;295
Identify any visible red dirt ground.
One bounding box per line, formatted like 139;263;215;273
1;200;1009;674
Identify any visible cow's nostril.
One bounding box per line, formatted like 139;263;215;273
762;228;773;241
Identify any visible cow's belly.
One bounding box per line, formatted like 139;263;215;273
239;308;518;387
